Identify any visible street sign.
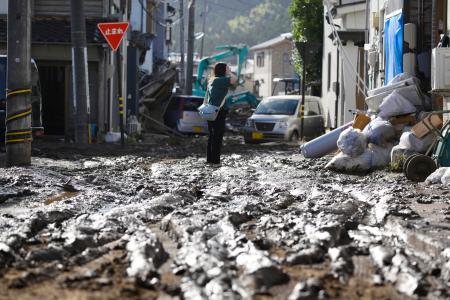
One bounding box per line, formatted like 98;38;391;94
97;22;129;51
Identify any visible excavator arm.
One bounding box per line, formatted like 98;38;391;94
226;91;259;109
193;44;249;97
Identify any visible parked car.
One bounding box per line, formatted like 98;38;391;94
164;95;208;134
242;95;325;144
0;55;44;144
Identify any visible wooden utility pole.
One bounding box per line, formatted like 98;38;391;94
70;0;90;144
6;0;32;166
179;0;185;89
185;0;196;95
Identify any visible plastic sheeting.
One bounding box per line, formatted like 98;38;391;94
426;168;450;185
385;12;404;84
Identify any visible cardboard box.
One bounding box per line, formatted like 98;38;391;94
352;114;371;130
411;114;443;138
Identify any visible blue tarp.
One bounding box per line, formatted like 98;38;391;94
384;13;404;84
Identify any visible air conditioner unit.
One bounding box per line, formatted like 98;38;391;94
431;47;450;92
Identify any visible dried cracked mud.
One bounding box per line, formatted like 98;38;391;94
0;137;450;299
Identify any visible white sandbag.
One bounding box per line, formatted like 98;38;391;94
326;143;393;172
442;168;450;185
369;144;392;167
378;90;417;119
363;118;396;147
425;168;450;185
370;144;393;168
398;131;435;153
104;131;126;143
337;127;367;157
325;151;372;172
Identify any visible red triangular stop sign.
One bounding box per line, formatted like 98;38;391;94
97;22;129;51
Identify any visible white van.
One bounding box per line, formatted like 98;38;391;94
242;95;325;143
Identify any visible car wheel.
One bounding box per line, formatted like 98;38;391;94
289;131;299;143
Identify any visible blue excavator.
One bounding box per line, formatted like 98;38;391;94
192;44;259;108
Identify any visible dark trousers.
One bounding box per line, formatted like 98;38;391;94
207;109;227;164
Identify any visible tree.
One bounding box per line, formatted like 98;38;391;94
289;0;323;84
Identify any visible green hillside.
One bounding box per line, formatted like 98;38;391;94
171;0;292;57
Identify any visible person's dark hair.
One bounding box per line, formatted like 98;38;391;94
214;62;227;77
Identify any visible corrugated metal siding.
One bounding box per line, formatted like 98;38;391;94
34;0;104;17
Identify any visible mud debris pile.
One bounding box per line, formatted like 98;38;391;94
0;140;449;299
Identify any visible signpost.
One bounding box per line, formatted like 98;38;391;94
97;22;129;51
97;22;129;147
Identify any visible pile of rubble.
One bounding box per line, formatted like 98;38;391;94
302;73;450;184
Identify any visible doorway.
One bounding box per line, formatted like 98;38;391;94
38;65;66;135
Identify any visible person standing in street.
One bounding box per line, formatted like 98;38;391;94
206;62;238;165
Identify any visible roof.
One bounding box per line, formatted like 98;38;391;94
0;18;107;44
250;33;293;51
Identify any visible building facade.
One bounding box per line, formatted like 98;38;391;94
0;0;172;141
321;0;450;127
321;0;367;128
250;33;297;98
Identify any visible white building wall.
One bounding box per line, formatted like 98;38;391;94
339;42;359;125
321;3;366;128
253;49;272;98
321;14;339;128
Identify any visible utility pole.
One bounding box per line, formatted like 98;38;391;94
6;0;32;166
179;0;185;90
299;42;306;142
185;0;196;95
199;0;207;58
120;0;128;147
70;0;90;144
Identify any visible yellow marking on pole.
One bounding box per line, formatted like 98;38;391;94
5;138;32;144
6;130;32;136
6;109;32;122
6;89;32;98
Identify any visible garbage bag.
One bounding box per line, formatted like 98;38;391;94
443;169;450;185
425;167;450;185
337;127;367;157
378;90;417;119
325;151;372;172
326;143;393;172
370;143;393;168
363;118;396;147
398;131;435;153
390;145;417;171
387;73;420;86
105;132;125;143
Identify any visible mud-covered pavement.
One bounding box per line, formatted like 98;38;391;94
0;137;450;300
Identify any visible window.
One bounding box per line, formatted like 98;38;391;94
256;52;265;68
255;99;298;115
305;101;321;116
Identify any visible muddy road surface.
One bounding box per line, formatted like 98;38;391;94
0;137;450;300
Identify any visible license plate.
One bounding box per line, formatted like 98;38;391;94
252;132;263;140
193;126;203;133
